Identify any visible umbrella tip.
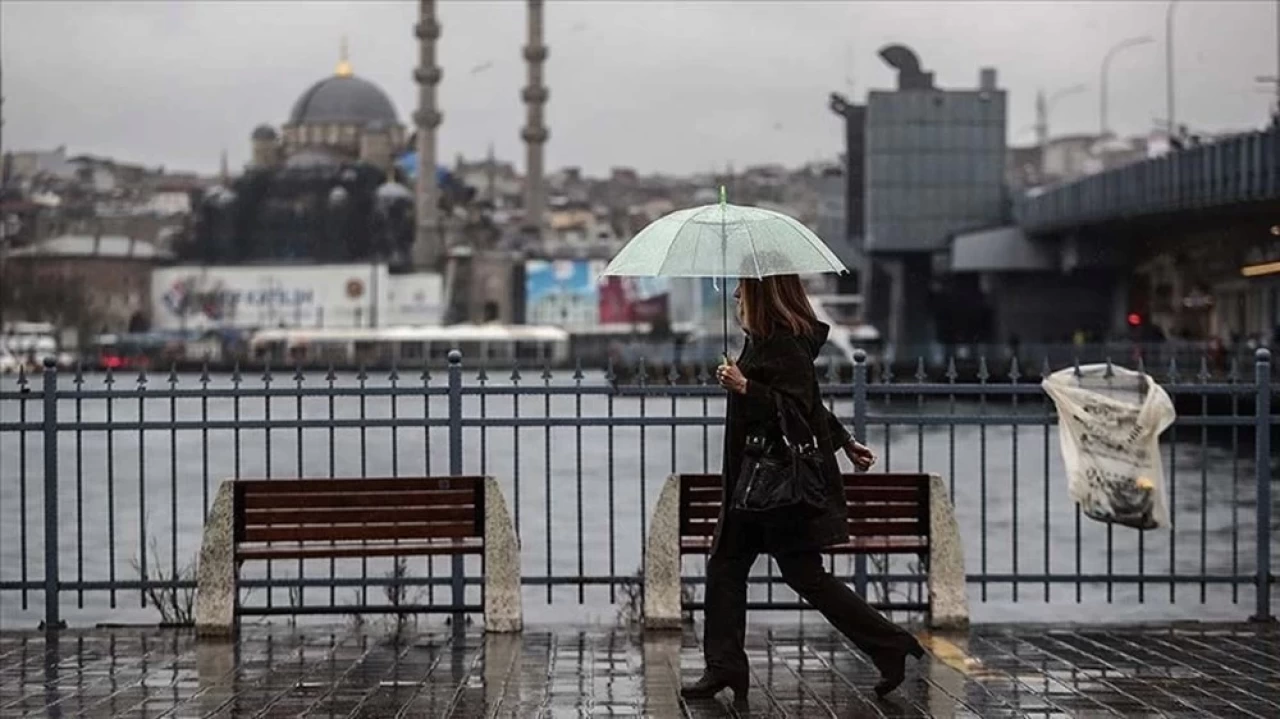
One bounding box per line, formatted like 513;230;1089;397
719;185;726;205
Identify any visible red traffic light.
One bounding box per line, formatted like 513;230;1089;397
1127;313;1142;327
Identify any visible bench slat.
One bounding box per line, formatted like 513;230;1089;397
243;506;476;527
237;539;483;560
844;487;922;503
242;522;479;543
682;502;922;520
241;489;477;510
235;477;482;494
841;474;929;488
680;536;926;555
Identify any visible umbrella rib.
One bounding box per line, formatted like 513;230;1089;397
654;207;705;276
780;213;841;270
741;213;763;278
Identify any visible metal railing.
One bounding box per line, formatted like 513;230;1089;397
0;349;1275;630
1015;126;1280;233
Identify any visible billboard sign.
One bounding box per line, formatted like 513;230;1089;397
524;259;673;330
152;264;442;331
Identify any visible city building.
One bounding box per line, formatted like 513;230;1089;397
859;45;1007;352
1;234;172;340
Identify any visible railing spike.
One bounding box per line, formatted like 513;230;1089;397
573;357;585;383
168;363;179;386
1197;355;1211;384
1009;355;1021;383
638;357;649;386
327;362;338;383
946;356;958;382
200;356;211;384
1227;355;1240;383
387;362;400;383
136;369;148;388
695;359;709;385
16;364;27;389
73;360;85;386
1040;356;1052;380
103;365;115;386
1167;355;1180;384
476;365;489;383
510;364;523;382
604;356;616;385
261;357;272;383
231;360;242;384
293;362;305;383
1103;357;1115;380
977;356;989;383
914;357;927;383
356;362;368;382
541;363;553;382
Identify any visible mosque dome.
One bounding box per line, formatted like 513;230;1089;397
288;43;398;127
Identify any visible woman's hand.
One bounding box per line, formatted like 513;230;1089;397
843;440;876;471
717;359;748;395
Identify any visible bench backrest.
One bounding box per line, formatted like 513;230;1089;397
233;476;485;544
679;473;931;541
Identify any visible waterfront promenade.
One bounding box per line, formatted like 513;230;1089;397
2;621;1278;717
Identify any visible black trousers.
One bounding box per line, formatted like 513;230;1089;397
703;526;917;679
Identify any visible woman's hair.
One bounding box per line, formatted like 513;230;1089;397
738;274;817;337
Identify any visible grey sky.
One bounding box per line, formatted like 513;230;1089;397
2;1;1275;177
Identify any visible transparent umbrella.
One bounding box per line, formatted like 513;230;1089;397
602;186;847;353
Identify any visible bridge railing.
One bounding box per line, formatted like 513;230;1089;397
0;349;1274;630
1016;126;1280;233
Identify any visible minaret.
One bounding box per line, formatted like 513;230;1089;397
520;0;549;241
486;142;497;204
413;0;443;270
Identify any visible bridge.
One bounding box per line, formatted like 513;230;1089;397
1015;126;1280;235
949;125;1280;350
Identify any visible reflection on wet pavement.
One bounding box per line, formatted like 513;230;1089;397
1;622;1276;717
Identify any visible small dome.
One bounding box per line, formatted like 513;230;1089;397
376;181;413;202
252;124;278;141
289;74;398;126
329;186;349;205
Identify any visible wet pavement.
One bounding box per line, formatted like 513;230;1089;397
1;621;1277;718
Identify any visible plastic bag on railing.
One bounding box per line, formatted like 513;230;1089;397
1041;364;1175;530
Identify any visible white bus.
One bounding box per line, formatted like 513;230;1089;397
248;325;572;368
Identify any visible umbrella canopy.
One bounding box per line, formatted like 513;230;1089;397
602;188;846;358
602;190;847;279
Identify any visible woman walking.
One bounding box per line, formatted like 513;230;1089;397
681;274;924;705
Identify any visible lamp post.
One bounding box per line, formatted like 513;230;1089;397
1166;1;1180;137
1100;36;1154;137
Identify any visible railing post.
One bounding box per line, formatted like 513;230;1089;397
852;349;868;597
447;350;466;626
1252;348;1273;623
41;358;64;631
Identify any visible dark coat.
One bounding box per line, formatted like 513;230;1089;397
713;322;854;556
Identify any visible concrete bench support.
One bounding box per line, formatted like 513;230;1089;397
643;474;684;630
642;473;969;631
195;481;236;637
482;476;524;633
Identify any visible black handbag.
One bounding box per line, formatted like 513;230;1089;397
730;394;827;520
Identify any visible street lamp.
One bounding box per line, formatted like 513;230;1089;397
1166;1;1180;136
1100;35;1154;137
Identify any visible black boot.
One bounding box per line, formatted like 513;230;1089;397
681;671;749;705
873;639;925;699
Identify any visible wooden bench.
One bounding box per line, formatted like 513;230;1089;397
643;473;968;630
195;476;522;636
